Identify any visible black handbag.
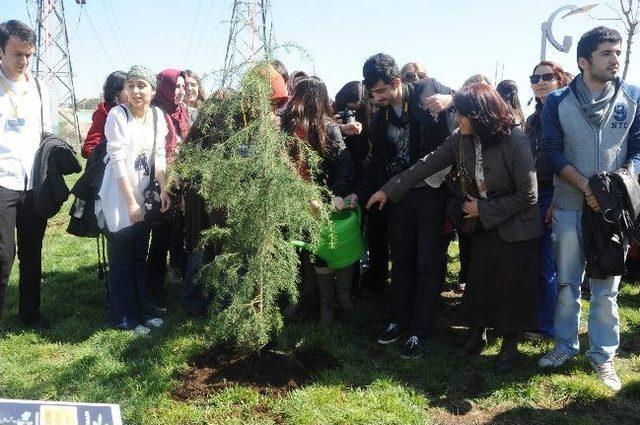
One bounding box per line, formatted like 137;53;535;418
447;135;479;235
142;107;181;225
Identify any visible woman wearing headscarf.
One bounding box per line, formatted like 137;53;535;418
147;69;189;310
96;65;170;334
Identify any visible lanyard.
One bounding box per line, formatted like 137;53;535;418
0;75;30;119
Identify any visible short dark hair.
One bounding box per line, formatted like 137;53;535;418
577;26;622;69
103;71;127;105
0;20;36;51
362;53;399;89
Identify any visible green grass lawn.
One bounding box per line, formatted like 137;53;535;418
1;189;640;424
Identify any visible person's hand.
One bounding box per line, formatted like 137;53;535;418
344;193;358;209
332;196;346;211
128;202;145;223
424;94;453;116
545;206;553;227
160;191;171;213
585;191;601;212
339;121;363;136
366;191;389;210
462;194;479;218
310;199;322;217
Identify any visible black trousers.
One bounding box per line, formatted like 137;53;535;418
388;186;446;339
107;222;155;328
0;186;47;323
148;222;173;307
362;207;389;292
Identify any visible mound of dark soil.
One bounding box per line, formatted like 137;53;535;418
173;346;338;399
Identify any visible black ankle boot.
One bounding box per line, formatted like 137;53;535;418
457;327;487;356
495;334;518;373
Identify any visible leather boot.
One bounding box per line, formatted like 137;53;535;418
335;265;354;311
315;268;336;325
457;327;487;356
495;333;518;373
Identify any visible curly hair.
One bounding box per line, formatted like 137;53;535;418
362;53;399;90
454;82;515;143
102;71;127;105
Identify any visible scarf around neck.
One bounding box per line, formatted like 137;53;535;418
574;73;617;129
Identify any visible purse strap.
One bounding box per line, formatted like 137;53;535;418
148;106;159;184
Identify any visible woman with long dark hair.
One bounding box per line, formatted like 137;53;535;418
282;76;355;324
525;61;572;339
368;83;542;372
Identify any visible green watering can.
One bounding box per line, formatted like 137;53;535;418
292;206;365;269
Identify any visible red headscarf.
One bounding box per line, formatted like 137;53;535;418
153;69;190;161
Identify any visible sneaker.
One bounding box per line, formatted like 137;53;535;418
538;348;575;367
400;336;423;359
145;318;164;328
132;325;151;336
377;323;401;345
589;358;622;391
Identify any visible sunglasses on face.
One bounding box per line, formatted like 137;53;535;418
529;73;556;84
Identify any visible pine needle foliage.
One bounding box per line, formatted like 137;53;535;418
176;63;330;353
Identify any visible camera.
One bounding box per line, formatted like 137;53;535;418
337;109;356;124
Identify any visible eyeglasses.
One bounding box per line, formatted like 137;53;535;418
529;73;556;84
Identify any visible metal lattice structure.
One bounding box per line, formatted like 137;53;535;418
31;0;82;144
220;0;275;87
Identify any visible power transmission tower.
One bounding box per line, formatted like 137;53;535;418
31;0;83;145
221;0;275;87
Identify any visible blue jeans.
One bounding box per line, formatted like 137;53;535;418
551;208;621;364
537;189;557;336
107;223;155;329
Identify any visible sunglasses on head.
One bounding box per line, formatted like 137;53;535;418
529;73;556;84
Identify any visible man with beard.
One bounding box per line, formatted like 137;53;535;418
539;27;640;391
363;53;453;358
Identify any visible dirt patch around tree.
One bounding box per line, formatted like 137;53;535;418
173;346;339;399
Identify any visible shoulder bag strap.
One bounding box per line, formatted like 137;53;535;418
149;106;158;184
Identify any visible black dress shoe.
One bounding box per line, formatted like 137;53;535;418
457;327;487;356
494;334;518;373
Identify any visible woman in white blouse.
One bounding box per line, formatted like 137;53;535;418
96;65;170;335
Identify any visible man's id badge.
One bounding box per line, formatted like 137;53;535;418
6;117;26;132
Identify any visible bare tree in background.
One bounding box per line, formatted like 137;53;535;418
606;0;640;80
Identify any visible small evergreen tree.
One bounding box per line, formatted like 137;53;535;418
176;64;330;353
